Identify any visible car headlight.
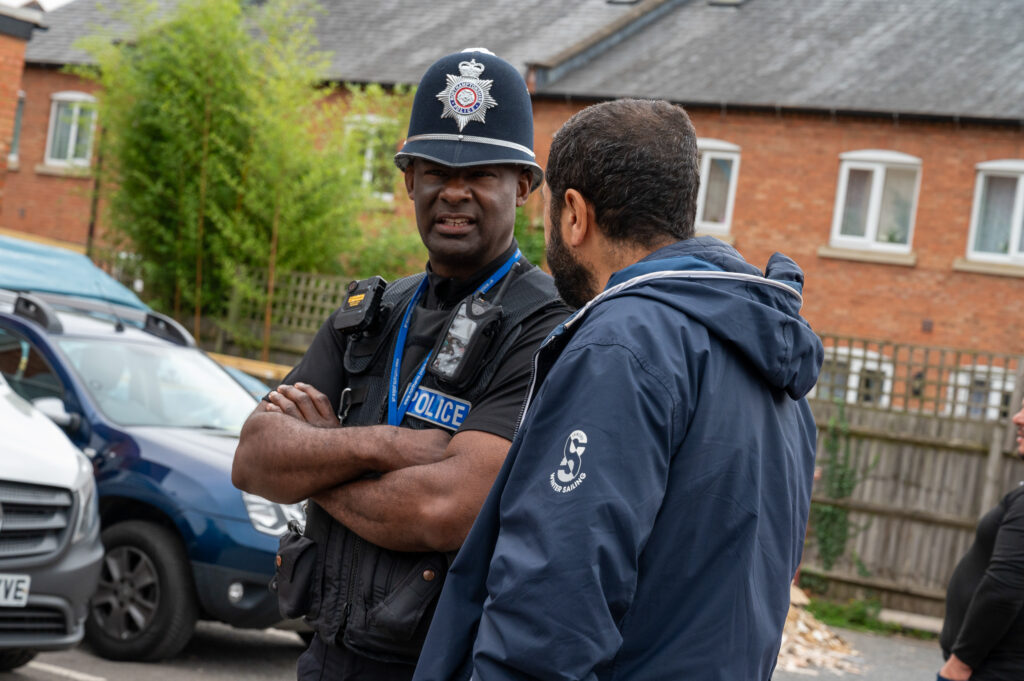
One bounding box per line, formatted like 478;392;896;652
241;492;305;536
72;453;99;543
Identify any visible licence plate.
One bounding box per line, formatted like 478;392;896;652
0;573;30;607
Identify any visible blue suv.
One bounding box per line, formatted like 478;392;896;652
0;287;302;661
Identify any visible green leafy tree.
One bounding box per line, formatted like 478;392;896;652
78;0;372;336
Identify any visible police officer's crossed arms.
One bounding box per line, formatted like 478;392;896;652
231;48;569;681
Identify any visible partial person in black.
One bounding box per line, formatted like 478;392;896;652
231;48;569;681
939;398;1024;681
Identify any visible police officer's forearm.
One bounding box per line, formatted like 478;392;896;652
312;429;510;552
232;410;452;503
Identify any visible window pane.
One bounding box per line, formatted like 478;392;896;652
368;136;395;195
839;169;872;237
858;369;885;405
701;157;733;224
973;175;1016;254
817;359;849;402
50;101;73;161
10;95;24;157
877;168;916;245
73;106;94;161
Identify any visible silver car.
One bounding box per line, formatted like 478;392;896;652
0;372;103;671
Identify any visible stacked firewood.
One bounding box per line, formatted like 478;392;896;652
776;585;862;675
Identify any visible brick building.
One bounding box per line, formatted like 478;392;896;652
0;5;44;224
2;0;1022;361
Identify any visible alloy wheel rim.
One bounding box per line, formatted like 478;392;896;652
90;545;160;641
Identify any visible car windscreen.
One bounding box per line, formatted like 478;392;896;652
57;338;257;430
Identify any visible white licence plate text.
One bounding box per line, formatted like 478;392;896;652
0;573;30;607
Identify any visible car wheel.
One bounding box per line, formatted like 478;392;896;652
0;649;37;671
85;521;198;661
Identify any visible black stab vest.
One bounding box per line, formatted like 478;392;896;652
302;264;562;664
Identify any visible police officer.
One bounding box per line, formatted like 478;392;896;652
232;49;569;681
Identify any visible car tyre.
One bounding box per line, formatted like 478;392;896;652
85;521;198;661
0;649;37;671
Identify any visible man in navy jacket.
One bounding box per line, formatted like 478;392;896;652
413;99;824;681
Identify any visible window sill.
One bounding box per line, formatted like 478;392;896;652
952;257;1024;279
35;163;92;179
696;231;735;245
817;245;916;267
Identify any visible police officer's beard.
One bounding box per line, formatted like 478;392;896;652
546;225;598;310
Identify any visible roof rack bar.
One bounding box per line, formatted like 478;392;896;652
144;312;196;347
13;293;62;333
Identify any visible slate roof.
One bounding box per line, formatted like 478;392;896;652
536;0;1024;121
23;0;639;81
24;0;1024;122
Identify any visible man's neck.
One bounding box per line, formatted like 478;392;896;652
591;236;676;294
425;240;519;309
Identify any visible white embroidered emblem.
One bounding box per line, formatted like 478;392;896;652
436;59;497;131
550;430;588;494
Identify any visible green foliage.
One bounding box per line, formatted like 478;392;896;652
514;206;547;267
76;0;413;333
807;598;937;639
811;402;865;571
341;210;426;282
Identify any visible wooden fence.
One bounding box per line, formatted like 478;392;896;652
802;335;1024;617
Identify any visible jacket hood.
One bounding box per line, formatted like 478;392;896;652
590;237;823;399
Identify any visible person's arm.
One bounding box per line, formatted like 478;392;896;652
950;490;1024;672
468;342;680;681
312;429;510;552
232;383;452;503
310;306;570;552
939;653;972;681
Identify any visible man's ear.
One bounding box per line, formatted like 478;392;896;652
515;168;532;206
562;188;592;247
403;166;415;198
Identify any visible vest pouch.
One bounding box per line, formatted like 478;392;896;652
271;523;317;620
341;552;448;664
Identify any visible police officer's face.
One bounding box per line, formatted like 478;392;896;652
405;160;531;279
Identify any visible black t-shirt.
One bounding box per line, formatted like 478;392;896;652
941;483;1024;680
280;245;569;442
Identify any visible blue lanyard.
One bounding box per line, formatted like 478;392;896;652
387;249;522;426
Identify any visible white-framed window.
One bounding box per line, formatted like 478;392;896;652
44;91;97;167
965;160;1024;265
347;114;398;201
695;138;740;234
810;347;894;408
947;365;1015;421
8;90;24;164
829;150;921;252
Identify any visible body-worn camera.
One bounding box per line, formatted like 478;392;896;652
334;276;387;335
427;294;503;390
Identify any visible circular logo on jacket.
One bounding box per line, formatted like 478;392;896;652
550;430;587;494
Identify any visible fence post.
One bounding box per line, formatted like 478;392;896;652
980;425;1005;518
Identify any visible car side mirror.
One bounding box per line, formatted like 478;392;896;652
33;397;82;434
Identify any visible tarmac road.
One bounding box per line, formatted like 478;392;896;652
3;621;941;681
773;626;943;681
3;622;304;681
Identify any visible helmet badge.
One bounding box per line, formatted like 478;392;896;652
436;59;498;132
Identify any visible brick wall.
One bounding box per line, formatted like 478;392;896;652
5;69;1024;354
0;33;28;214
532;100;1024;355
0;66;99;244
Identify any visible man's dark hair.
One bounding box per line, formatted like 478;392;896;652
546;99;700;247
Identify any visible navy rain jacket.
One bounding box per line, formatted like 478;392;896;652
413;237;824;681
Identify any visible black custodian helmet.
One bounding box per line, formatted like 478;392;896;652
394;48;543;190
